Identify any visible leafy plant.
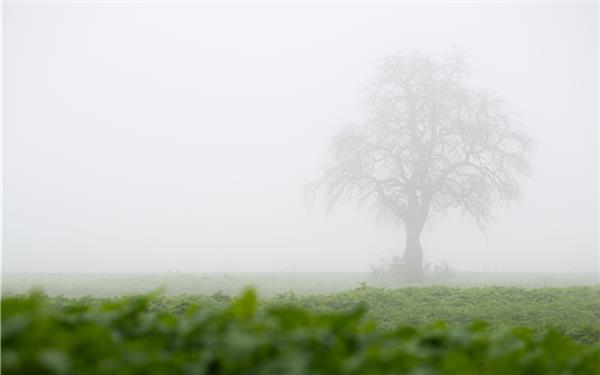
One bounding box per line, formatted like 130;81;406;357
3;289;599;374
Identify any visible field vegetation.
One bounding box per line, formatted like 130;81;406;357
3;272;597;297
3;285;600;374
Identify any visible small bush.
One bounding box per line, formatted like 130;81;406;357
369;255;455;284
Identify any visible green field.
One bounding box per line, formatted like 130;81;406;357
3;271;598;297
4;273;600;373
23;285;600;345
3;286;600;374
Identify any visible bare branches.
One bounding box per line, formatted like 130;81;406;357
309;50;533;230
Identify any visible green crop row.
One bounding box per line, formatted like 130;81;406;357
37;285;600;344
3;289;600;374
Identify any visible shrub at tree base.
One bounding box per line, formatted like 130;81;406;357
3;290;599;374
369;256;456;284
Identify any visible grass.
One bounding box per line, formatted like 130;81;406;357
3;271;598;298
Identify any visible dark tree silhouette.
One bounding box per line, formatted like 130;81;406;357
308;51;532;282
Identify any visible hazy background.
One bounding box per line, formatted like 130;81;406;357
3;2;598;274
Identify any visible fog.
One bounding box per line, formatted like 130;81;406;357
3;2;598;275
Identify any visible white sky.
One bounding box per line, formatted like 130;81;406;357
3;2;598;273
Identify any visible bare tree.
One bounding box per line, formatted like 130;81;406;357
308;51;532;282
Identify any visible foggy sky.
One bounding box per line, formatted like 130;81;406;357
3;2;598;273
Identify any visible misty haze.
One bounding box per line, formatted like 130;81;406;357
2;2;599;374
4;3;598;276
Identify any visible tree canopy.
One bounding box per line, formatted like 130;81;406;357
309;50;533;281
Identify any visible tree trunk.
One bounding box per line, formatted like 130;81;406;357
404;225;424;283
